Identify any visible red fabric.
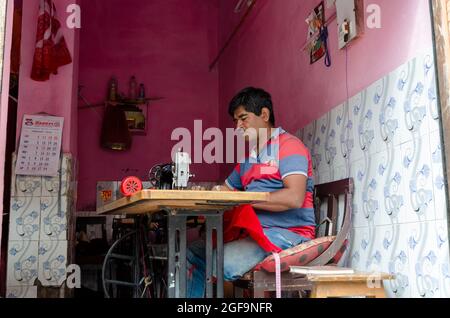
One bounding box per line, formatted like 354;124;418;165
218;205;282;253
31;0;72;81
288;225;316;240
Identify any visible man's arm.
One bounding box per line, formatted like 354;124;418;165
252;174;307;212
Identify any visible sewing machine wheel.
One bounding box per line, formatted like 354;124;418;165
148;164;173;189
120;176;143;196
102;217;168;298
148;165;162;188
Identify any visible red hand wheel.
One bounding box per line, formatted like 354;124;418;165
120;176;143;197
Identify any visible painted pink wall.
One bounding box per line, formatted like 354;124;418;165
217;0;433;178
16;0;79;155
77;0;219;210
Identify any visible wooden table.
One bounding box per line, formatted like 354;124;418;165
97;189;269;298
307;271;395;298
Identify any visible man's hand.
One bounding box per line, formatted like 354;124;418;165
252;174;307;212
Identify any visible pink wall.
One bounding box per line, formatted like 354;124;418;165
77;0;219;210
217;0;433;178
17;0;79;155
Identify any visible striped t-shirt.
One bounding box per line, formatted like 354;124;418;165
225;127;316;239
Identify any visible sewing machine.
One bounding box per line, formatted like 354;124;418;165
147;149;194;191
120;150;194;197
172;150;194;189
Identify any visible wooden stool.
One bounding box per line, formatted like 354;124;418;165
306;272;394;298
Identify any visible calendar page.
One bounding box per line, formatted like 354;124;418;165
15;115;64;177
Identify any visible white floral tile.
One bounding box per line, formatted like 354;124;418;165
40;197;68;241
296;52;448;299
348;227;371;272
348;92;367;163
328;103;351;167
420;52;440;135
364;151;388;226
326;103;345;169
7;240;39;286
316;170;330;185
371;148;407;226
331;165;348;182
407;221;441;298
376;224;412;298
349;158;367;229
13;175;42;197
380;61;411;148
9;197;41;242
302;121;316;152
365;78;387;155
313;113;331;173
435;220;450;298
6;286;38;298
428;130;447;221
38;240;68;287
41;176;60;197
401;136;435;223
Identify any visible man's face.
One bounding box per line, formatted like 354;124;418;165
233;106;268;141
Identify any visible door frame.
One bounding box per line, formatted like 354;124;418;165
0;0;13;295
430;0;450;242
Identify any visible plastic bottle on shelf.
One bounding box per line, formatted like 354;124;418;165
108;77;118;102
129;76;138;100
138;83;146;102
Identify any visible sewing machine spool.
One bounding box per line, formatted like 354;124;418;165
120;176;143;196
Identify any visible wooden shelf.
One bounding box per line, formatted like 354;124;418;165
78;97;164;110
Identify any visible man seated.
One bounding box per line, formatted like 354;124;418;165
187;87;315;298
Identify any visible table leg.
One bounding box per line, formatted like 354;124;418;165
166;210;224;299
167;213;187;298
205;214;223;298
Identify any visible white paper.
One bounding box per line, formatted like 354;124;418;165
15;115;64;177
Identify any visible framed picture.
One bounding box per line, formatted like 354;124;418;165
306;1;326;64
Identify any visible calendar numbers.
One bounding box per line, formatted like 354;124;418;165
15;115;64;177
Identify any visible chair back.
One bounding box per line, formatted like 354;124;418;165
309;178;354;266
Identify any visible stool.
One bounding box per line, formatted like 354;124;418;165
306;272;395;298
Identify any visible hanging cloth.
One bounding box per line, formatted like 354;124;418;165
212;204;282;253
31;0;72;81
319;25;331;67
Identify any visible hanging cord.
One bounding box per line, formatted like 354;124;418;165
272;252;282;298
320;25;331;67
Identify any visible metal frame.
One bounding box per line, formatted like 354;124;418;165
163;208;224;298
430;0;450;253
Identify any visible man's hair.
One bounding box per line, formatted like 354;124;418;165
228;87;275;126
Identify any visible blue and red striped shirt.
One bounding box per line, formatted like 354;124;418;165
225;127;316;239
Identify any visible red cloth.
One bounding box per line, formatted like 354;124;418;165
220;204;282;253
31;0;72;81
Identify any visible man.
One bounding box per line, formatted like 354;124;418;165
187;87;315;298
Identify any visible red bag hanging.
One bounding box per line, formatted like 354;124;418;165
31;0;72;81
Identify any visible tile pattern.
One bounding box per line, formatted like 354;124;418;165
297;51;450;298
7;154;76;298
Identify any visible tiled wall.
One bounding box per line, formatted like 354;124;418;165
297;52;450;298
6;154;76;298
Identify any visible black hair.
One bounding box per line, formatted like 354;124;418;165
228;87;275;126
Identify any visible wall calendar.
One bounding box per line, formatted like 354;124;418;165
15;115;64;177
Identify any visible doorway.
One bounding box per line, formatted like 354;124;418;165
0;0;20;297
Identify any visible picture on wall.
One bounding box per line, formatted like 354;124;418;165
306;1;326;64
